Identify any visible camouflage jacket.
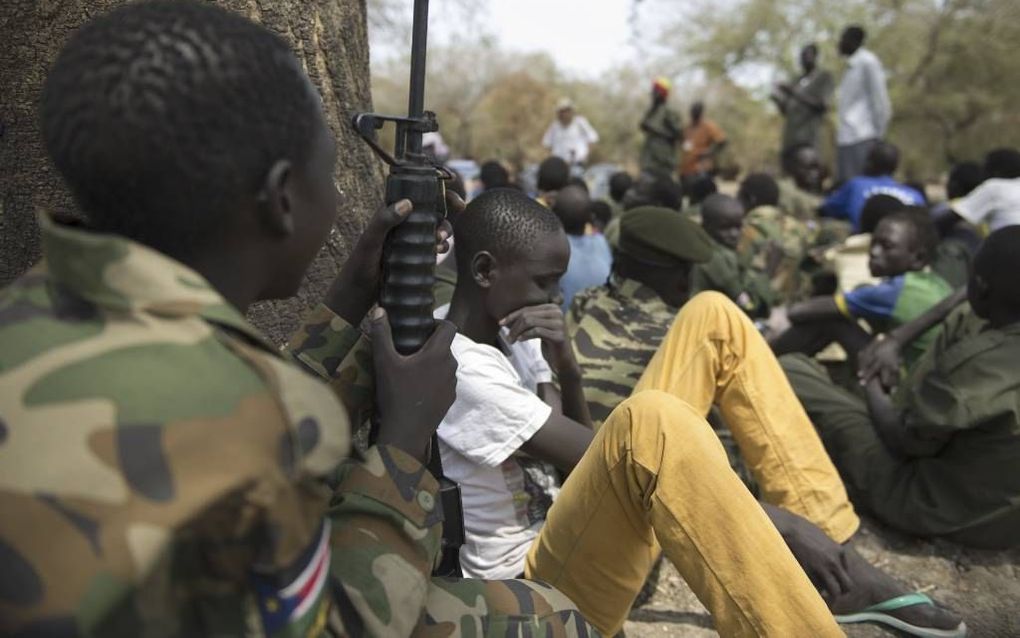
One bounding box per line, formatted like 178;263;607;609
0;215;595;637
567;276;676;428
777;178;821;222
738;205;815;305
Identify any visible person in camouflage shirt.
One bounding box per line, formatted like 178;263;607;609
690;194;773;316
567;207;965;636
0;3;596;636
737;173;816;305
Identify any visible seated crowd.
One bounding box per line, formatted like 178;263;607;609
2;3;1018;637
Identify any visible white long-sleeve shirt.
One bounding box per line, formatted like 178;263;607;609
542;115;599;164
837;48;891;145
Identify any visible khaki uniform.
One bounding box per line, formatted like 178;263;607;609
781;306;1020;549
0;214;595;637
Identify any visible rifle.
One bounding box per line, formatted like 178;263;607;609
351;0;464;577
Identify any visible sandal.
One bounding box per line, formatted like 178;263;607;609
835;592;967;637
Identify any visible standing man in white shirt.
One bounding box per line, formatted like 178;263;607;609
836;25;891;183
542;98;599;171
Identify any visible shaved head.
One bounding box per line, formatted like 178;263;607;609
552;185;591;235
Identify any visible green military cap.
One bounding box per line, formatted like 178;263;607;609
619;205;714;266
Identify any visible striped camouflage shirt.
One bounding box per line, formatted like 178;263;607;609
567;275;677;427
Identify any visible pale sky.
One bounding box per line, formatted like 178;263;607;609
372;0;652;79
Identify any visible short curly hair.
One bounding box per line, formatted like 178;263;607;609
42;0;321;256
453;188;563;276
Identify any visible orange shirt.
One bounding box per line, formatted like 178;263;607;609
680;118;726;176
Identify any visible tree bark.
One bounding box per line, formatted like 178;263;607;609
0;0;384;344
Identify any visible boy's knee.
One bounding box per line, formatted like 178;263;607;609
677;291;745;328
609;390;720;455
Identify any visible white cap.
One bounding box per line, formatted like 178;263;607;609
556;97;575;111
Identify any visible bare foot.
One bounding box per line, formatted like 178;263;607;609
828;546;963;632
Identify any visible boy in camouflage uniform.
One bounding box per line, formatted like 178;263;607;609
0;3;595;636
690;194;773;316
737;173;815;305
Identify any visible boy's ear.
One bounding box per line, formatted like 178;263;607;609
256;159;296;237
471;251;497;288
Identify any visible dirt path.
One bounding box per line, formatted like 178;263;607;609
623;518;1020;637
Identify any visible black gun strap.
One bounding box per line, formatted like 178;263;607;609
426;433;444;478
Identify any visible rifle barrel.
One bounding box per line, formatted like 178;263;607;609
407;0;429;156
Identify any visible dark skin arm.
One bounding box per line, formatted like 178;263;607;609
781;83;828;114
500;303;594;473
857;287;967;388
501;304;593;429
324;193;459;326
863;377;949;458
318;193;459;463
787;295;842;324
863;377;907;455
762;503;851;601
520;412;596;474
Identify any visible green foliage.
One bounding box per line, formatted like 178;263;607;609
368;0;1020;181
646;0;1020;179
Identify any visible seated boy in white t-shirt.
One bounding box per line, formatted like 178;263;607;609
436;188;850;637
437;188;963;637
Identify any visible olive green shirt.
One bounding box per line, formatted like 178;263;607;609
892;306;1020;547
777;68;834;151
639;104;682;178
690;240;773;316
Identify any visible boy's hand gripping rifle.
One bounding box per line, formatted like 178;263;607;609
351;0;464;577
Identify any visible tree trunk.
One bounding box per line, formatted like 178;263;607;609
0;0;384;344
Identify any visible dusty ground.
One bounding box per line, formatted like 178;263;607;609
623;518;1020;637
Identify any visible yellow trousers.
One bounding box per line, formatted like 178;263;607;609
526;292;854;636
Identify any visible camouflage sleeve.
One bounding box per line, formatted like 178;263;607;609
286;303;375;429
328;444;442;635
328;446;599;636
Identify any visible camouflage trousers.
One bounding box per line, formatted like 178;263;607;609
415;578;600;637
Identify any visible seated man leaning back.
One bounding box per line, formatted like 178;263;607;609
436;188;962;636
782;225;1020;551
568;207;964;637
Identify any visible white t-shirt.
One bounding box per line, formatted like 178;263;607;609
953;178;1020;233
837;48;891;145
541;116;599;164
433;307;559;578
